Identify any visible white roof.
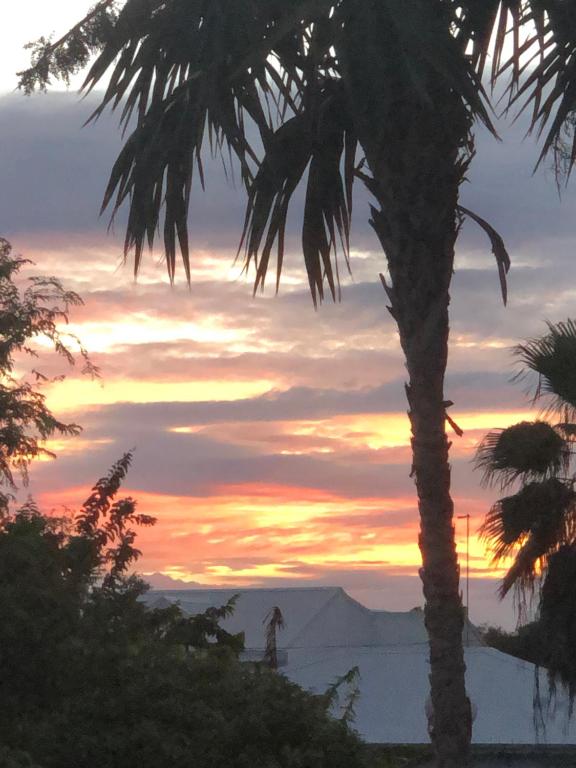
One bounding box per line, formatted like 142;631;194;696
144;586;481;650
285;645;576;745
144;586;344;648
144;586;576;745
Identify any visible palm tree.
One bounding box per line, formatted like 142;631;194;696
477;320;576;700
477;320;576;594
18;3;576;765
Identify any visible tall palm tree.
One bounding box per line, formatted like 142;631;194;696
18;3;576;765
477;320;576;702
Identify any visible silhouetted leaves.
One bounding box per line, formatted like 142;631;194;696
458;206;511;305
478;320;576;704
480;479;576;574
476;421;570;489
0;239;96;504
515;319;576;415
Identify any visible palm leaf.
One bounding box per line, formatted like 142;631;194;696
41;0;576;294
83;0;357;295
481;478;576;560
494;2;576;174
475;420;570;489
479;478;576;596
239;78;356;305
514;319;576;414
458;206;510;305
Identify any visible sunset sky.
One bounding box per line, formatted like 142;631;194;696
3;3;576;629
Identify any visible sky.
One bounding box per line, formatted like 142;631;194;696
2;3;576;630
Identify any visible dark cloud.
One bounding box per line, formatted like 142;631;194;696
29;429;416;500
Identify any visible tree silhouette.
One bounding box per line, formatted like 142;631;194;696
0;238;97;510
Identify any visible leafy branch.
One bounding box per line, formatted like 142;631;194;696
0;238;97;506
17;0;119;93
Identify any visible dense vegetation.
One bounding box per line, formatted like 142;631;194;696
0;453;367;768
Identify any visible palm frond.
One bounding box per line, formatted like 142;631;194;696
88;0;282;281
480;478;576;570
83;0;356;297
454;1;522;85
514;319;576;415
458;206;511;305
239;79;356;305
493;2;576;175
475;420;570;489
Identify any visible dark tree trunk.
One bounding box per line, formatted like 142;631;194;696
370;203;471;768
339;6;475;764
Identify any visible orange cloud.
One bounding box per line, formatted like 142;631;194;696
37;480;507;588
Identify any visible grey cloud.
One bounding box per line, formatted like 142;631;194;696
4;91;575;274
29;432;416;500
65;372;521;440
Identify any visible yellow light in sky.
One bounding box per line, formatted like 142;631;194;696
326;410;535;449
45;377;274;412
35;437;113;461
64;317;252;353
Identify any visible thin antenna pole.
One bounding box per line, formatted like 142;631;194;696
457;513;470;646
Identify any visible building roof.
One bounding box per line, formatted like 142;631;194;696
143;586;576;745
285;645;576;745
145;586;343;649
144;586;482;650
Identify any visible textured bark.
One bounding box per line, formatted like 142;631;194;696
371;207;472;768
338;5;475;764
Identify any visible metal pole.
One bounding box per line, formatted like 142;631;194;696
457;513;470;646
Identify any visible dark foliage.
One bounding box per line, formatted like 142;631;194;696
0;238;97;509
483;549;576;711
539;545;576;703
478;320;576;707
17;1;119;94
480;479;576;574
481;623;547;668
0;458;366;768
515;319;576;416
476;421;570;489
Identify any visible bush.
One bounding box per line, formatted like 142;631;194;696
0;458;366;768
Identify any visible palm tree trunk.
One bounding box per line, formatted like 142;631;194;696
338;8;474;763
370;187;472;767
409;346;471;767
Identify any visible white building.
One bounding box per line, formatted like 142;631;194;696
143;586;576;746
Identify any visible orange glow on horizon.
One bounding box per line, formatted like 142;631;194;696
37;481;509;586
